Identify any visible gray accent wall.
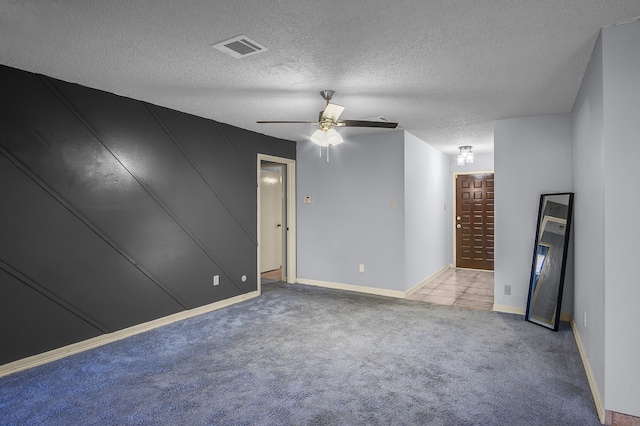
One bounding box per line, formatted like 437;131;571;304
296;130;450;292
0;65;295;365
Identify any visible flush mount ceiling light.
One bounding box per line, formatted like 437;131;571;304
457;145;475;165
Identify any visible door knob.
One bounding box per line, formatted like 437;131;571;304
457;216;461;220
456;224;461;229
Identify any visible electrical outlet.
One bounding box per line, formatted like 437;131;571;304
213;275;219;286
391;200;397;209
359;264;365;273
583;311;587;327
504;285;511;295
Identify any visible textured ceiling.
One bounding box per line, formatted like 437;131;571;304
2;1;640;156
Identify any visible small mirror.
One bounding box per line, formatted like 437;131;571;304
525;193;574;331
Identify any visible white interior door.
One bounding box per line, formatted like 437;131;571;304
260;167;283;273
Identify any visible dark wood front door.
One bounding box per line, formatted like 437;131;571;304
456;173;494;270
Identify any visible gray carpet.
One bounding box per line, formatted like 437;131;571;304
0;282;599;425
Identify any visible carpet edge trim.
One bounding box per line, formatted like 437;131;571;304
0;291;260;378
571;319;605;424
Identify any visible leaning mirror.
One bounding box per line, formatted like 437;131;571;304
525;193;574;331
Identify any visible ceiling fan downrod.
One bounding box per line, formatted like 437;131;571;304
320;90;335;105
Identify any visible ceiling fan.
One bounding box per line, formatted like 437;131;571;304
257;90;398;146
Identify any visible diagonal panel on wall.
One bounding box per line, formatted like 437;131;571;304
260;133;298;159
0;267;103;365
47;78;256;293
1;143;189;309
147;105;258;244
1;66;241;309
217;123;296;173
0;154;184;331
216;123;274;177
0;63;297;366
0;259;108;333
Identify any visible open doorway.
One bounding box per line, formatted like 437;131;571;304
260;163;284;280
418;170;495;311
257;154;296;293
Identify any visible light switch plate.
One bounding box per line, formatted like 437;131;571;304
303;196;312;204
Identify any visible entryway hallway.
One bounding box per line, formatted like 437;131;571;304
408;268;494;311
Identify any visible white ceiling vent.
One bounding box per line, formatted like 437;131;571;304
212;35;267;59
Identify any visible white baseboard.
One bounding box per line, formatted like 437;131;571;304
0;291;260;378
298;264;454;300
296;278;406;299
405;264;453;297
492;304;525;315
492;304;572;322
560;312;572;322
571;319;605;424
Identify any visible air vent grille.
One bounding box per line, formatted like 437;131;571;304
212;35;267;59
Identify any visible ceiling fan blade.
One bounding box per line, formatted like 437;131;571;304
320;103;345;122
337;120;398;128
256;120;320;124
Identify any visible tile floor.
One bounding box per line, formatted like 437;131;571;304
407;268;494;311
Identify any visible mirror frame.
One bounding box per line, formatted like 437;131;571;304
525;192;574;331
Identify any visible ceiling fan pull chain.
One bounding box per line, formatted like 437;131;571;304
319;145;322;158
327;144;330;162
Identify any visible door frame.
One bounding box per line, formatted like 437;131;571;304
257;154;296;293
452;170;494;268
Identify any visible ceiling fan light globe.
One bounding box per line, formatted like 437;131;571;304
311;129;329;147
326;128;344;146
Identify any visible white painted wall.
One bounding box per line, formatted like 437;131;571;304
571;31;606;409
404;131;451;290
297;130;452;294
493;114;573;312
601;20;640;417
493;20;640;418
296;131;405;291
